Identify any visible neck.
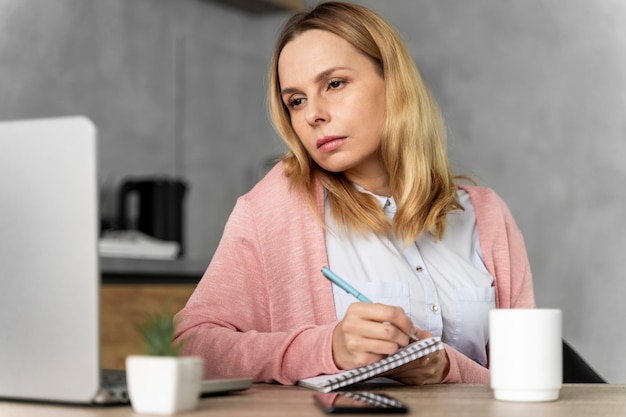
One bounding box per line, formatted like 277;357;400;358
342;156;391;196
348;175;391;197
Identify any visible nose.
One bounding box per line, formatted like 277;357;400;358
304;97;329;126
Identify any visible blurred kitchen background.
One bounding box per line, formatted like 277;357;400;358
1;0;625;381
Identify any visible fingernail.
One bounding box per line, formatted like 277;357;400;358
411;328;420;341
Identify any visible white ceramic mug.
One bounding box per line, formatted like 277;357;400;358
489;309;562;402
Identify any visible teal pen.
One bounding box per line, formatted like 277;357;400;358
321;266;419;341
321;266;373;303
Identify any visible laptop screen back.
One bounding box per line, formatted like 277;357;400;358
0;116;101;403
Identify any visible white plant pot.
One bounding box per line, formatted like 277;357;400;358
126;355;203;415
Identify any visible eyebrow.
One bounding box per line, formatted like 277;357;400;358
280;67;347;96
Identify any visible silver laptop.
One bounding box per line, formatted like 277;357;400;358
0;116;130;404
0;116;251;405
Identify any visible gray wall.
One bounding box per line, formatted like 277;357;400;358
1;0;624;382
356;0;626;383
0;0;287;261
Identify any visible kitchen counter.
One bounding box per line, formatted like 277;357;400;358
99;257;207;368
100;256;207;284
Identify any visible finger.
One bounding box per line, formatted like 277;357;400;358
334;328;403;369
342;349;387;369
342;303;413;346
420;353;433;366
347;336;406;359
343;318;412;350
413;329;434;340
350;303;415;340
349;303;413;330
419;351;449;382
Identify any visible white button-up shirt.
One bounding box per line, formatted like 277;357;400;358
326;188;495;366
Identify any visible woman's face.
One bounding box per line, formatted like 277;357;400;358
278;29;388;192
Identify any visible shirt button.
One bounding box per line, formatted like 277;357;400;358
385;199;391;207
431;305;439;312
415;266;423;272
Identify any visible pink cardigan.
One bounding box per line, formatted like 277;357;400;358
174;163;535;384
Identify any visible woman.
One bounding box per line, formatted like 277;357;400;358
174;1;535;385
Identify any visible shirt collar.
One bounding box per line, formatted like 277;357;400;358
352;183;396;214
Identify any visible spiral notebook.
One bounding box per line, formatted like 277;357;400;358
298;337;443;392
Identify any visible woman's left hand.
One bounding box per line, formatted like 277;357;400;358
382;329;450;385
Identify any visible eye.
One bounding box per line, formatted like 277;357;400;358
327;79;344;90
287;96;305;109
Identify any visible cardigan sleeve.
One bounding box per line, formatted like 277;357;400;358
442;185;536;383
174;192;341;384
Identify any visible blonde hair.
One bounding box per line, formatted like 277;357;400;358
268;1;463;244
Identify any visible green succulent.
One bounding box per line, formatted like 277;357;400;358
135;301;183;356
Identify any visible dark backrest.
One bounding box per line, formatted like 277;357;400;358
563;340;606;383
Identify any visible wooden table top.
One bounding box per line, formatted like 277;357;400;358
2;383;625;417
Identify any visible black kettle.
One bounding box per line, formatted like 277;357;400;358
116;177;188;257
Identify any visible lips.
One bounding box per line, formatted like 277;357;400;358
316;135;346;151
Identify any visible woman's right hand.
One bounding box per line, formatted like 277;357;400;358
331;302;415;370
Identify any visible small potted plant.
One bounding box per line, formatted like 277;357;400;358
126;302;203;415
